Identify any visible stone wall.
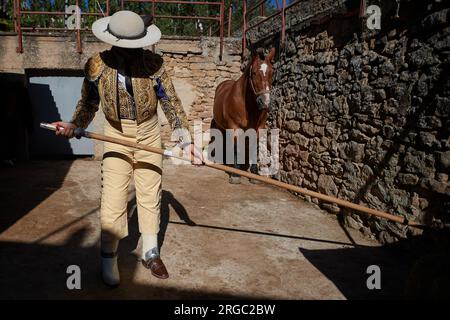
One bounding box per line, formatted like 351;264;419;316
159;37;242;144
253;0;450;243
0;33;242;158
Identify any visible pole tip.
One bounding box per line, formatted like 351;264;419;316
40;123;57;131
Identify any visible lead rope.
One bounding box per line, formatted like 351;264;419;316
248;65;271;96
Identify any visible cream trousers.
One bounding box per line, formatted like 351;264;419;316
100;116;162;241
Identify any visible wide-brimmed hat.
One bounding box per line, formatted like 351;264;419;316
92;10;161;48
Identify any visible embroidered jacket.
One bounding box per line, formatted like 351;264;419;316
70;49;189;137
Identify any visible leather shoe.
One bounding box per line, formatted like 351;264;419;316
142;256;169;279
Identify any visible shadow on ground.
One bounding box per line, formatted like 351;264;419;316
0;161;72;234
1;161;450;299
0;228;258;300
0;192;267;300
300;228;450;299
1;208;449;299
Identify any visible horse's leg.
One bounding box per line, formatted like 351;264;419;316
208;119;227;165
249;137;261;184
208;119;217;160
243;135;250;172
250;139;259;174
229;134;241;184
249;112;269;183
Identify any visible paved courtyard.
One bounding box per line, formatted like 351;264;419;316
0;159;413;299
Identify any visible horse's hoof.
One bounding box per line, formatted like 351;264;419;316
229;176;241;184
249;178;262;184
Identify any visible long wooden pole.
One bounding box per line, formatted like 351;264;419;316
41;123;426;229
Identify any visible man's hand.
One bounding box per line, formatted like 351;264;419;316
188;144;203;166
52;121;76;139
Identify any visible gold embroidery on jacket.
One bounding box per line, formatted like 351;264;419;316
85;53;105;81
70;78;99;129
117;82;136;119
158;68;189;130
70;49;190;136
98;66;118;123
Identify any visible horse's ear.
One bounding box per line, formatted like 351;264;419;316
251;47;259;59
266;47;276;62
253;47;265;61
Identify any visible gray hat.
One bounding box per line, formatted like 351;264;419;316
92;10;161;48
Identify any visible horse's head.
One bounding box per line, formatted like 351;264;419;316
248;47;276;111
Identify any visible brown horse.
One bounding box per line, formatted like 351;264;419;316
212;47;276;184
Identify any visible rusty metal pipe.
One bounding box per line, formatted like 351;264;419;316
243;0;247;52
155;15;220;20
16;0;23;53
75;0;82;54
21;27;89;31
125;0;221;5
281;0;286;43
20;11;103;16
219;0;224;60
227;5;232;37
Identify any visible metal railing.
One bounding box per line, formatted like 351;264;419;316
12;0;226;59
242;0;292;52
241;0;365;52
223;2;233;37
120;0;224;59
13;0;108;54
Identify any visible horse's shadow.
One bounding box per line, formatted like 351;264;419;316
159;189;197;249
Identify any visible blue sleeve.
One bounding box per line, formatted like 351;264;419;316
154;77;169;101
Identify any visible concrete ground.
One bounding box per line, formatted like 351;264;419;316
0;159;413;299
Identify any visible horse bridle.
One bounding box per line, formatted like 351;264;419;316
249;65;271;97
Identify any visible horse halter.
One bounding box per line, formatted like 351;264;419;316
249;65;271;97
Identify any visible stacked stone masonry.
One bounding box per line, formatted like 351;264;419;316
158;38;242;144
250;0;450;243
